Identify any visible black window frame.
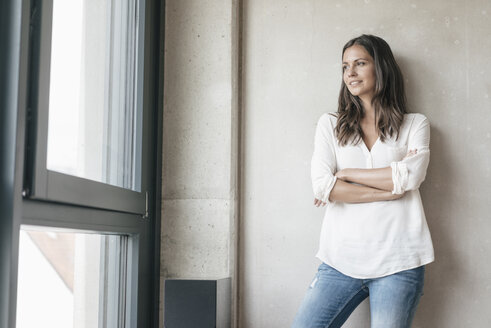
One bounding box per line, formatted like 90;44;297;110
0;0;164;327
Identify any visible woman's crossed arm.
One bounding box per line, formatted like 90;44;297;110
314;178;403;207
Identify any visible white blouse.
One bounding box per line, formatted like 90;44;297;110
311;112;434;279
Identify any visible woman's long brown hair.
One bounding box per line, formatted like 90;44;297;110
335;34;407;146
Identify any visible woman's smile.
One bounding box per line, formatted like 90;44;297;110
349;80;363;86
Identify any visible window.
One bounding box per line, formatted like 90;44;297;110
46;0;142;192
27;0;146;214
16;227;130;328
0;0;163;327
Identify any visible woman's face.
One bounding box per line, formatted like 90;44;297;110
342;45;376;101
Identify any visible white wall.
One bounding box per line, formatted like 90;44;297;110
240;0;491;327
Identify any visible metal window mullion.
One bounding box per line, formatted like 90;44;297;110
123;3;131;190
127;0;137;191
111;0;123;188
124;234;139;327
126;1;134;191
29;0;54;198
98;237;108;328
118;236;129;327
133;0;144;193
99;235;124;328
102;0;113;186
119;0;128;190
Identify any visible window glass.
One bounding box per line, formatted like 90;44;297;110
16;227;128;328
47;0;141;191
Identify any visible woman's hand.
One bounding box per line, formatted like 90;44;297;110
335;169;348;181
403;149;417;160
314;198;326;207
385;191;405;201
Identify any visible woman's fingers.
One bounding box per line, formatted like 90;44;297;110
314;198;327;207
403;148;417;160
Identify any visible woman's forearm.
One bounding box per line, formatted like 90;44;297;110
328;178;401;203
335;150;418;192
336;167;394;192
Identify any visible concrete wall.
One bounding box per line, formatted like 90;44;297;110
240;0;491;327
160;0;240;326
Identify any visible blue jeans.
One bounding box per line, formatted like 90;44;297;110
291;263;425;328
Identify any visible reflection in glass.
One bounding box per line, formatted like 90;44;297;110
16;227;128;328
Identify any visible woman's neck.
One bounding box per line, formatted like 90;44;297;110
361;97;376;123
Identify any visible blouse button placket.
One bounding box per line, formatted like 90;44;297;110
366;153;373;168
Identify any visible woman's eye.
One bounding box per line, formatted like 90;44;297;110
342;66;348;71
357;61;365;66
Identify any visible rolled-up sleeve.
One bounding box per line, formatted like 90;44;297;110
311;114;338;202
391;115;431;194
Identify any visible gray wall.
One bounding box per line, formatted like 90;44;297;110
161;0;491;327
240;0;491;327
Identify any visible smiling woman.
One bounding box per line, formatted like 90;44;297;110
291;35;434;328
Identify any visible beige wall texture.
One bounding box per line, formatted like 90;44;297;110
240;0;491;327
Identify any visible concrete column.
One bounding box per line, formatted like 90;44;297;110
160;0;240;326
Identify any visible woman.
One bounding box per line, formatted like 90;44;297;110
291;35;434;328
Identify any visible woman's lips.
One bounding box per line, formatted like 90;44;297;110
349;80;362;86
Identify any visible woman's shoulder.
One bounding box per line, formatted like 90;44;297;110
315;112;338;138
403;112;430;129
317;111;338;126
404;112;429;122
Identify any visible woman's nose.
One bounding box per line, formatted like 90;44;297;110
346;67;357;77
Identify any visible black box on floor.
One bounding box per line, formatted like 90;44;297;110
164;277;231;328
